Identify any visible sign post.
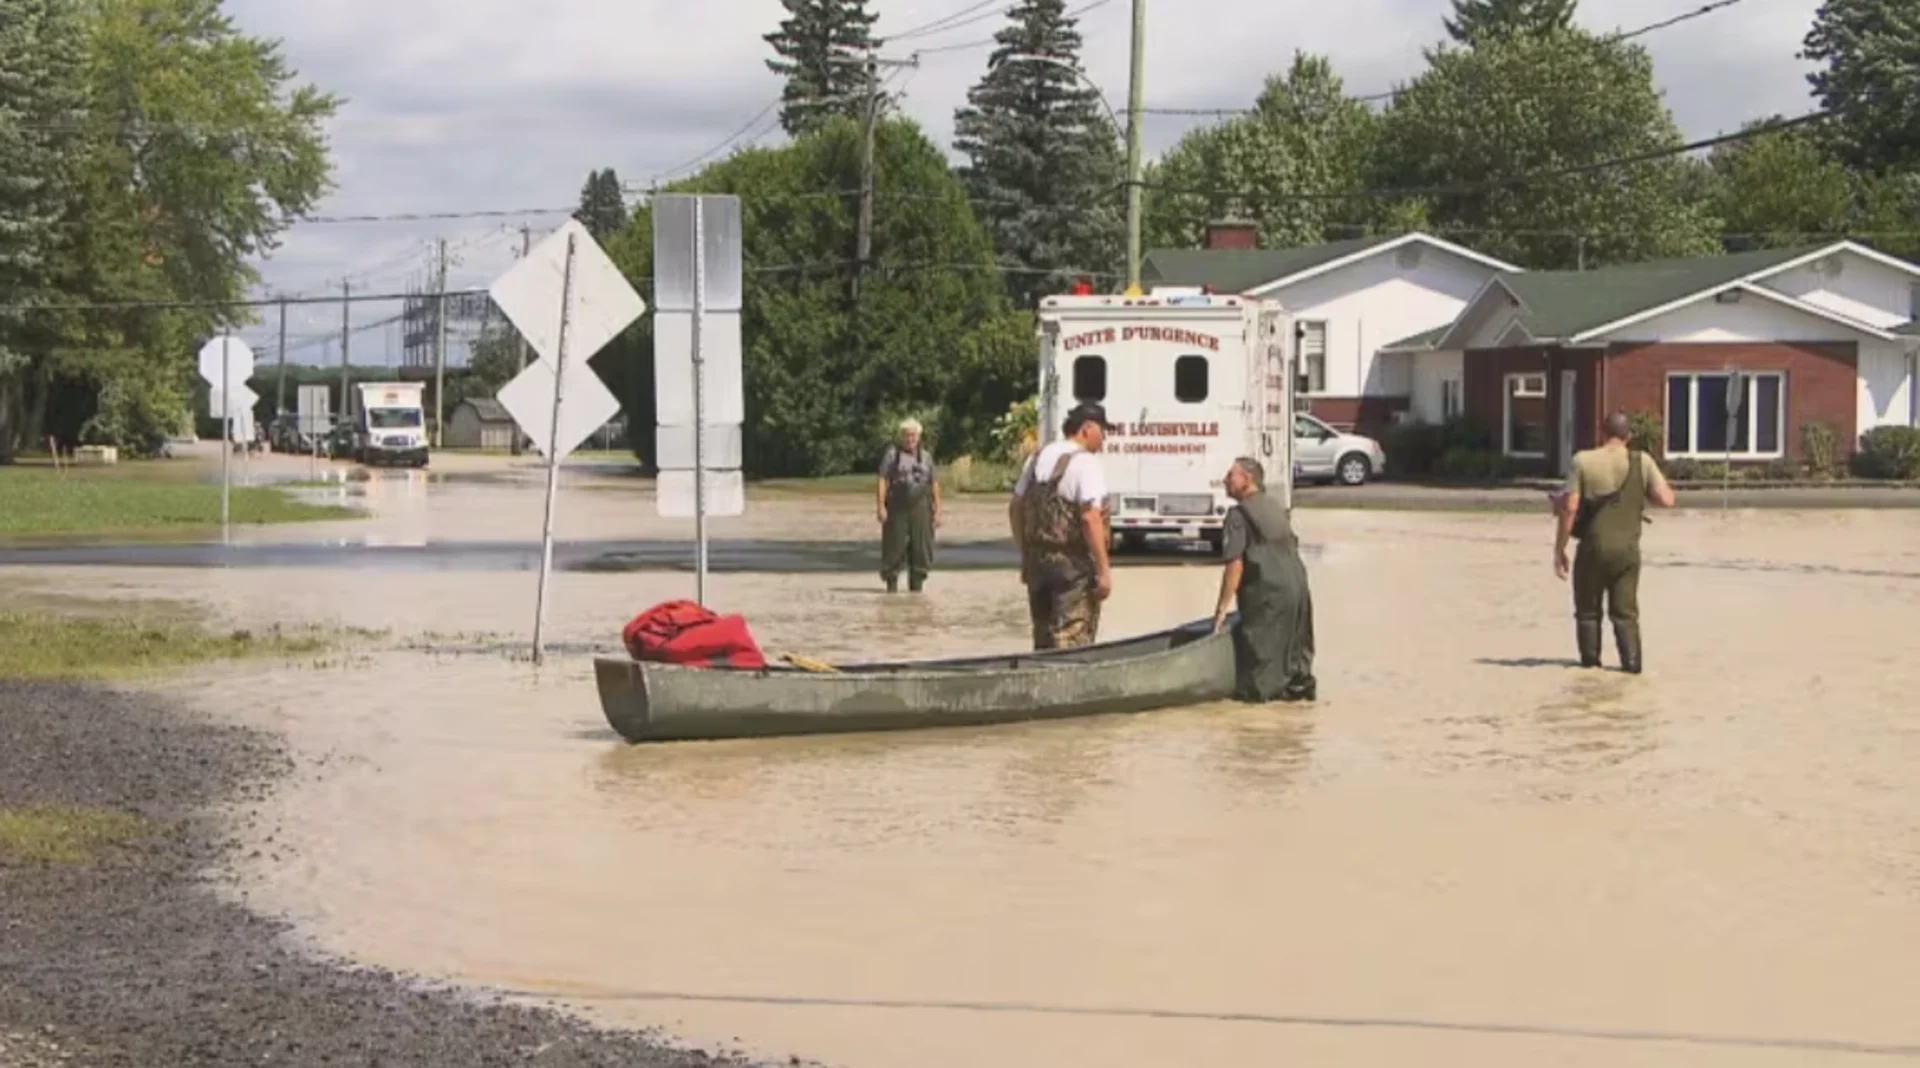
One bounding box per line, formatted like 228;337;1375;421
652;194;746;605
490;218;645;665
198;336;255;543
1724;368;1746;511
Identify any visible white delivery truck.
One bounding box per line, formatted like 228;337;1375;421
1034;289;1294;554
351;382;429;467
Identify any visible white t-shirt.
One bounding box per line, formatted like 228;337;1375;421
1013;440;1108;507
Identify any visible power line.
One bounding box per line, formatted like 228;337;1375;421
911;0;1117;56
1140;106;1832;203
1142;0;1751;115
883;0;1010;43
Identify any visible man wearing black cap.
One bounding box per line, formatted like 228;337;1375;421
1009;402;1114;649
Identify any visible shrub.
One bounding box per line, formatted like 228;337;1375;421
1852;426;1920;480
1801;421;1842;480
988;395;1038;464
1435;446;1516;480
1387;414;1494;477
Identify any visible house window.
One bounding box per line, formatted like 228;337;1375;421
1072;355;1107;403
1296;320;1327;395
1665;371;1786;458
1503;372;1548;457
1174;355;1209;403
1440;378;1464;420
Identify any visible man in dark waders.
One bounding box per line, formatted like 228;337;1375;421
1211;457;1317;702
877;418;941;592
1555;411;1676;673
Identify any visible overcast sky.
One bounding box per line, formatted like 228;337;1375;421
225;0;1825;365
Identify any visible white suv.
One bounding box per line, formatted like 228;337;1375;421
1293;413;1386;486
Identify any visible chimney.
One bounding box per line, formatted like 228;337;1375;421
1205;218;1258;251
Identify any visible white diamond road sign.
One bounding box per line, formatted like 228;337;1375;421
490;218;646;374
489;219;645;461
496;357;621;459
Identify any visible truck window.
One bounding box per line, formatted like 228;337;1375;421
369;408;423;429
1174;355;1208;403
1072;355;1107;402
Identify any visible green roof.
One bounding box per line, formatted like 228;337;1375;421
1897;320;1920;337
1495;244;1823;340
1383;325;1449;351
1140;235;1399;294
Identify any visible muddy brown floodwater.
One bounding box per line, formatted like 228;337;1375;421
7;458;1920;1067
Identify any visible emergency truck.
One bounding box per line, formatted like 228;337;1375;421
1035;288;1294;554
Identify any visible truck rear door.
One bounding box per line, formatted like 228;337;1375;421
1124;325;1225;522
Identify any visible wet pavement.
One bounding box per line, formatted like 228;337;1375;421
9;449;1920;1067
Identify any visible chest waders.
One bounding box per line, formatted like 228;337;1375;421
1572;450;1648;673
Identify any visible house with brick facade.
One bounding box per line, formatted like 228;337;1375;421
1140;225;1520;436
1395;241;1920;477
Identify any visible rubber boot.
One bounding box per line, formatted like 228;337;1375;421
883;575;897;593
1576;620;1603;668
1614;622;1642;675
908;574;924;593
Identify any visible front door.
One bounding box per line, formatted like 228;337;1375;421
1557;368;1578;477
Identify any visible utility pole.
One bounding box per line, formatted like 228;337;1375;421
856;57;880;303
1124;0;1146;294
275;298;288;415
850;53;917;303
512;226;531;456
433;238;449;449
1577;235;1588;272
340;282;351;428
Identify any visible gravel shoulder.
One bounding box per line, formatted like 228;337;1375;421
0;680;779;1068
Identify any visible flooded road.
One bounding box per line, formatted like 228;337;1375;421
11;452;1920;1066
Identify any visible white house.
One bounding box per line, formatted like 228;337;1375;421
1398;240;1920;475
1140;226;1523;436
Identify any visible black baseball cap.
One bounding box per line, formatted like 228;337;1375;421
1064;402;1113;435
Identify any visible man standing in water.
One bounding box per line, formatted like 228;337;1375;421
1555;411;1676;673
1009;403;1114;649
877;418;941;593
1211;457;1316;702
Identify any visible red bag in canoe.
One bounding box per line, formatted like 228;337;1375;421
621;600;766;669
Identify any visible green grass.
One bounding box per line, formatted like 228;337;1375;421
0;467;358;538
0;609;342;681
0;804;152;865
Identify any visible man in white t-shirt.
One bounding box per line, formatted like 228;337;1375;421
1008;402;1114;649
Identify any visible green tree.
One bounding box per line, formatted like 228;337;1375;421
609;116;1020;476
1143;52;1382;250
1707;122;1862;248
23;0;340;457
764;0;879;137
575;168;626;241
0;0;88;460
465;325;521;391
1375;28;1718;269
1444;0;1576;46
953;0;1123;307
1802;0;1920;174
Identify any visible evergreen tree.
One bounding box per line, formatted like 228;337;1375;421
953;0;1123;307
765;0;880;137
0;0;87;461
1444;0;1577;46
1802;0;1920;173
575;168;627;241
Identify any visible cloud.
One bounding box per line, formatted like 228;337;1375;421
227;0;1828;361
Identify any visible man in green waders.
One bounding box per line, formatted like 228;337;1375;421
877;418;941;593
1554;411;1676;673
